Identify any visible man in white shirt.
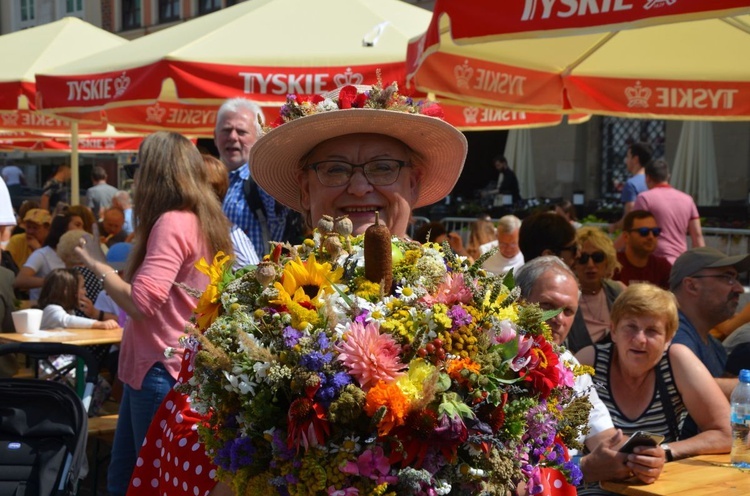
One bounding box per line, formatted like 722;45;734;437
516;256;666;485
481;215;524;276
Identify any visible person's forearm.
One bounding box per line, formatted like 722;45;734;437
13;272;43;290
87;259;145;320
712;308;750;339
671;430;732;459
717;377;738;399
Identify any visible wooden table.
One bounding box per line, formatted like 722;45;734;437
601;454;750;495
0;328;123;396
0;327;123;346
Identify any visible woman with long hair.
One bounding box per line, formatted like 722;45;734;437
75;131;233;496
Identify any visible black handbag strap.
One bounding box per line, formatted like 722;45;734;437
655;367;680;441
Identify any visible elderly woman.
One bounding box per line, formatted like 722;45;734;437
128;82;467;496
576;284;731;483
567;226;626;353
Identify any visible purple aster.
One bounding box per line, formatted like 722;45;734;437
283;326;302;347
448;305;472;329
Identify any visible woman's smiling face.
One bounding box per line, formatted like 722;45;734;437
611;313;669;373
299;133;420;236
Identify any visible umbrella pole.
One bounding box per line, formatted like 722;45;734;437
70;122;79;206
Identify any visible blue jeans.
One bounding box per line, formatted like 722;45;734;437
107;363;175;496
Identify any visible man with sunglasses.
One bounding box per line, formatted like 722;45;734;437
632;159;704;264
670;247;750;437
613;210;672;289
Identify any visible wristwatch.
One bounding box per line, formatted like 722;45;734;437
660;443;674;462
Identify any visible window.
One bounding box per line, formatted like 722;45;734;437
198;0;221;15
122;0;141;30
158;0;180;23
20;0;35;22
65;0;83;13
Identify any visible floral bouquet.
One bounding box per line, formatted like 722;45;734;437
182;216;591;496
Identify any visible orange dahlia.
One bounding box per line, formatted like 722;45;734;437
364;381;409;437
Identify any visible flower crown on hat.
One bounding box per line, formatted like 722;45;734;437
268;78;445;130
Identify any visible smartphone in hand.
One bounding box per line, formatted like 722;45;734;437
618;431;665;453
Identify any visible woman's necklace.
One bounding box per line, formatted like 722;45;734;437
581;286;601;296
581;289;606;322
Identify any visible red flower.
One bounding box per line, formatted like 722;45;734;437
337;86;358;109
477;392;508;432
421;103;444;119
519;335;561;399
353;93;368;108
287;385;330;451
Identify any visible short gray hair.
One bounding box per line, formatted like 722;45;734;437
215;98;265;138
516;255;576;299
113;190;131;208
497;214;521;234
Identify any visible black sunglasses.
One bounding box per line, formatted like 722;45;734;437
124;163;140;179
628;227;662;237
579;251;606;264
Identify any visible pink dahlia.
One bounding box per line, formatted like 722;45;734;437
336;321;405;390
421;272;473;306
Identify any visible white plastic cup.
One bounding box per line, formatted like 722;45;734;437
11;308;44;334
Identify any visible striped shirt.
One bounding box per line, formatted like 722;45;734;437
222;163;287;257
230;224;259;269
592;343;686;442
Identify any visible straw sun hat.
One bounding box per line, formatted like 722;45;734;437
250;82;468;213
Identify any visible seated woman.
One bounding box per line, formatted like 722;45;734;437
466;217;496;260
576;284;731;472
127;81;468;495
567;226;626;353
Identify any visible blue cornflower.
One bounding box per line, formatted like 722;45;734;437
283;326;302;347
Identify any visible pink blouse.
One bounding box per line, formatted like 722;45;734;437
118;210;210;390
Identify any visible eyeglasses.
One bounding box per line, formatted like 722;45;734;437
305;159;409;187
124;163;140;180
579;251;606;264
689;273;740;286
628;227;662;237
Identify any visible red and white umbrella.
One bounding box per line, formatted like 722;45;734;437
0;17;127;203
407;0;750;119
0;136;144;153
35;0;578;134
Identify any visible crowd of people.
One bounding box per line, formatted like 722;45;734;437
0;82;745;496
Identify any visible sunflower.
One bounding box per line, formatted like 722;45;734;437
194;251;232;330
277;254;343;305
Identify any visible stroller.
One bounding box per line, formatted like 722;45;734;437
0;342;98;496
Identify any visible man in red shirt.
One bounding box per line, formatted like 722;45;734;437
613;210;672;289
